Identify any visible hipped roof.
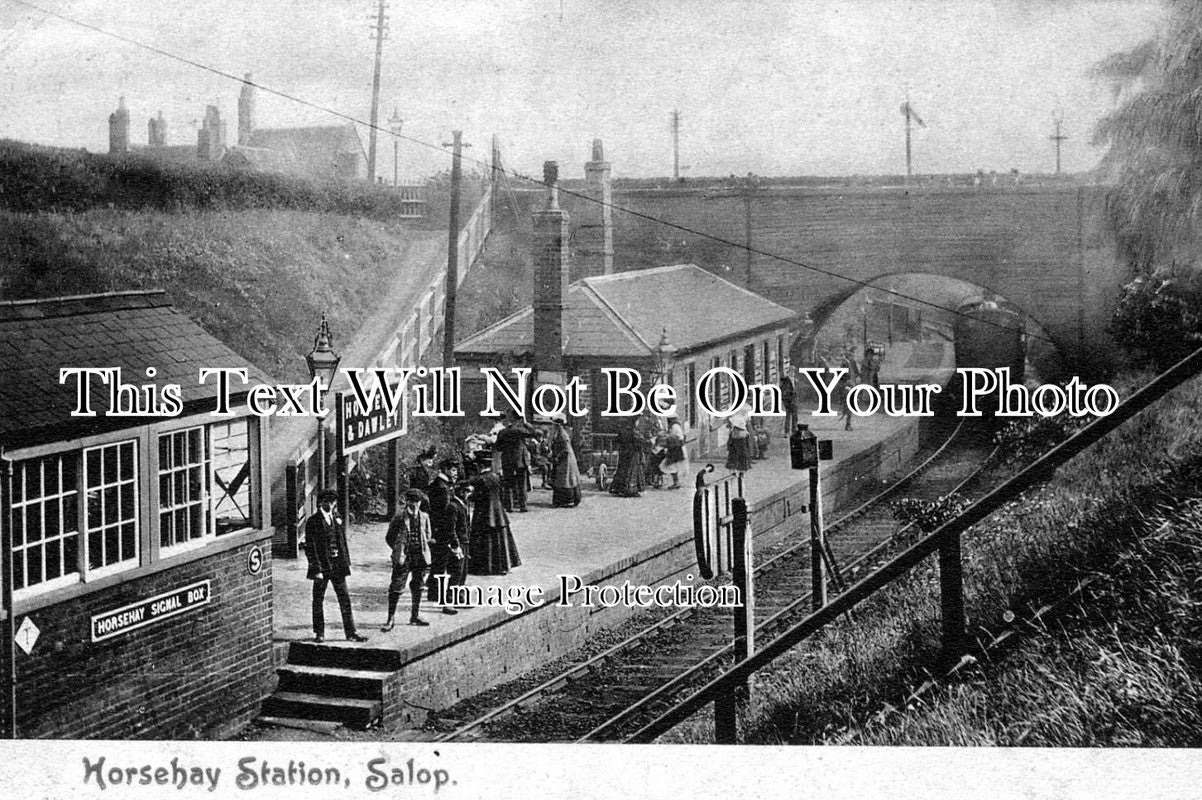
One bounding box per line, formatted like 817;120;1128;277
455;264;795;361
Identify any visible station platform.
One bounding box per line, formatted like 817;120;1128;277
265;341;954;728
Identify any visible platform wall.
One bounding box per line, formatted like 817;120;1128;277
372;416;923;725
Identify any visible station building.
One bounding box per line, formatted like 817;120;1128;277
455;164;796;458
0;291;274;738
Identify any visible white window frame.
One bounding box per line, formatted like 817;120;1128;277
10;452;81;600
209;418;255;538
82;439;140;581
157;425;214;555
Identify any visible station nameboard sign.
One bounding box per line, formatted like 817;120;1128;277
91;580;212;642
337;389;407;456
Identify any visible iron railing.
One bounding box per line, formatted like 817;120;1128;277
626;345;1202;743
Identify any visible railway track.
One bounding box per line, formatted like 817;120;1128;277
433;419;999;743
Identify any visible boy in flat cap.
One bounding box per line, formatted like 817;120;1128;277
303;489;368;642
382;488;434;630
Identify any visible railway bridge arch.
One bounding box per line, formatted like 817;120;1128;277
611;183;1128;377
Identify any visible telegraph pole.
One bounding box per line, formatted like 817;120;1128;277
442;131;471;367
900;93;925;185
672;109;681;182
1048;114;1068;175
366;0;389;183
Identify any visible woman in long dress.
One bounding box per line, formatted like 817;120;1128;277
549;417;582;507
725;403;753;474
658;417;689;489
466;457;521;575
608;417;647;498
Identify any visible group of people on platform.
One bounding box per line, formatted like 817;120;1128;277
300;369;825;642
300;414;585;641
607;413;689;497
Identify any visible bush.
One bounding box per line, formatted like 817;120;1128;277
1111;270;1202;371
993;410;1094;464
890;494;967;533
0;138;465;223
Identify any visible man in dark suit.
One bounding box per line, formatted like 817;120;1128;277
495;414;539;512
426;458;468;613
303;489;368;643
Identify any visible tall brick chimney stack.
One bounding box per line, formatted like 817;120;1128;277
148;110;167;147
197;105;227;161
578;138;613;277
238;73;255;145
533;160;570;374
108;97;130;154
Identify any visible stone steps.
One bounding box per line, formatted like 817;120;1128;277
261;691;381;730
257;642;403;731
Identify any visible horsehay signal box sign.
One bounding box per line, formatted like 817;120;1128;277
90;580;212;642
337;389;406;456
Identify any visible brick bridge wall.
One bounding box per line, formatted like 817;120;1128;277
581;185;1125;375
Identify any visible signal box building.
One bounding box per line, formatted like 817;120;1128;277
0;291;274;739
454;168;796;458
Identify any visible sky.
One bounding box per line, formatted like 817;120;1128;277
0;0;1165;179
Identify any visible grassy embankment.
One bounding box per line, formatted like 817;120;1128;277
0;139;484;380
661;371;1202;745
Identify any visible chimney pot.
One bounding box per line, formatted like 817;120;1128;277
108;96;130;154
533;159;570;372
580;139;614;276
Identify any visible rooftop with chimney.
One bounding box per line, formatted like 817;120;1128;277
454;263;797;364
105;75;367;181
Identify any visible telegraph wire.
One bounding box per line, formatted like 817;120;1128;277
3;0;1050;345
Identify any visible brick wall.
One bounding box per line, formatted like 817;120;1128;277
612;186;1121;374
9;534;275;739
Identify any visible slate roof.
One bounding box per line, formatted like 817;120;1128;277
246;124;365;179
455;264;795;361
0;291;270;448
222;145;304;175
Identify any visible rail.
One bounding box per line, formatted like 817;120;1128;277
626;345;1202;743
578;419;980;742
437;418;976;743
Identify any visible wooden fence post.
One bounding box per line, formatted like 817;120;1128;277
714;688;738;744
386;439;400;518
731;498;754;688
939;531;966;669
282;464;300;558
810;465;826;612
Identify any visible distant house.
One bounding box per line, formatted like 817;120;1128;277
237;124;367;181
456;235;796;458
108;74;367;182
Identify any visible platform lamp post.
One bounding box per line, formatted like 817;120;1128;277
388;109;404;190
652;327;675;383
306;313;341;499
